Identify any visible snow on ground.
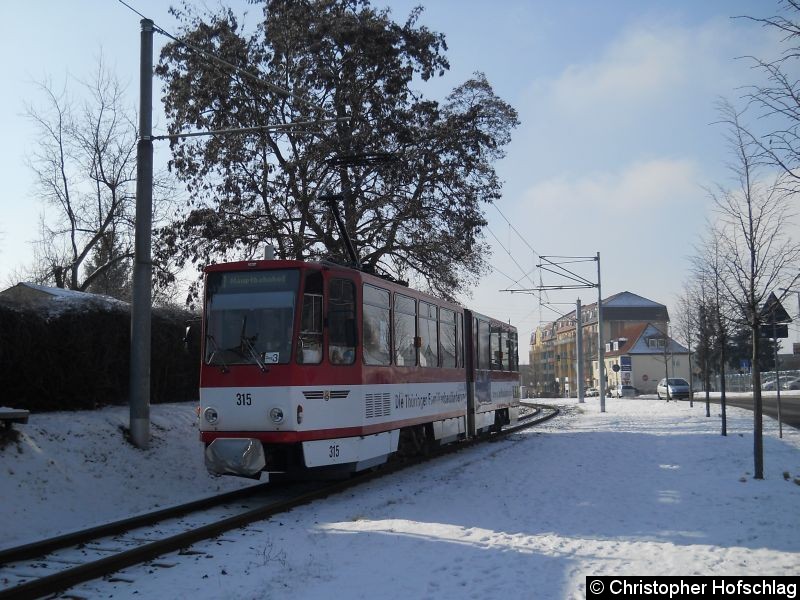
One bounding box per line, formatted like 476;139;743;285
0;404;255;548
1;398;799;599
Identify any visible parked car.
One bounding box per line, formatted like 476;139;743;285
761;378;779;391
782;376;800;390
657;377;691;400
585;387;599;397
611;385;637;398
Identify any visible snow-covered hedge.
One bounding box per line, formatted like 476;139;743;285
0;303;200;411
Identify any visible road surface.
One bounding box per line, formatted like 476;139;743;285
672;392;800;431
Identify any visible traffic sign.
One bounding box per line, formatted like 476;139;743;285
759;292;792;324
760;324;789;338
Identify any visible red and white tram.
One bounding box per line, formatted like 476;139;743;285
198;259;520;478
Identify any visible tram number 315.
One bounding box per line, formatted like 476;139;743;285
329;444;340;458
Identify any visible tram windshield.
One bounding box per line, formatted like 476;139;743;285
204;269;300;366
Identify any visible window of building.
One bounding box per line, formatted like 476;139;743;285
363;284;391;366
394;294;416;366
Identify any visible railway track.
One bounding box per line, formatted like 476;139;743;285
0;403;558;599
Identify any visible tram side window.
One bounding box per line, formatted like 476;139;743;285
297;271;323;364
508;331;519;371
419;301;438;367
328;278;356;365
440;308;457;368
363;284;391;366
457;313;464;368
394;294;416;366
490;326;502;370
477;319;491;370
499;330;507;370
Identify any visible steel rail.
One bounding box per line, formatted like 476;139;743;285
0;482;273;566
0;480;340;600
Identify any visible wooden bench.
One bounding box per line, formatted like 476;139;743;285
0;407;30;430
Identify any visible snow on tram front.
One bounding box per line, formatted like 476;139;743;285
197;258;520;479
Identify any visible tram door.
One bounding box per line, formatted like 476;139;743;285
464;309;477;437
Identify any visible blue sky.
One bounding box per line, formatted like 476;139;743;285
1;0;796;352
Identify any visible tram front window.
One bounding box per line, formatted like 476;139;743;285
205;270;300;366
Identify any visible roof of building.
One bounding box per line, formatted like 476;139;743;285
602;291;666;309
543;291;668;330
604;323;649;356
605;323;690;357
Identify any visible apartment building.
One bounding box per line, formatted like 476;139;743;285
529;291;689;396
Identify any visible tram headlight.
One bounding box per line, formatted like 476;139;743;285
269;407;284;424
296;405;304;424
203;407;219;425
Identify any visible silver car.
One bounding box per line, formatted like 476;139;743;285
657;378;690;400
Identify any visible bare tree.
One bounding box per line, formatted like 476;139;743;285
23;56;181;303
674;285;700;408
696;282;715;418
693;226;734;436
24;58;137;298
682;263;724;419
740;1;800;179
706;100;800;479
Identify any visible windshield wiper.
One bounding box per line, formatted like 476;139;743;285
240;316;268;373
205;334;229;373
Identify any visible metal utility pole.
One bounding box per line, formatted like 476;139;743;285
773;320;783;439
596;252;606;412
501;252;605;411
663;326;671;402
776;287;800;439
130;18;154;449
576;298;584;403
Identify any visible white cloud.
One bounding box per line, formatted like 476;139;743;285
508;16;786;183
523;158;699;212
541;17;761;117
549;27;690;112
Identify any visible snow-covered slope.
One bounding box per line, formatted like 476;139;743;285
1;398;798;598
